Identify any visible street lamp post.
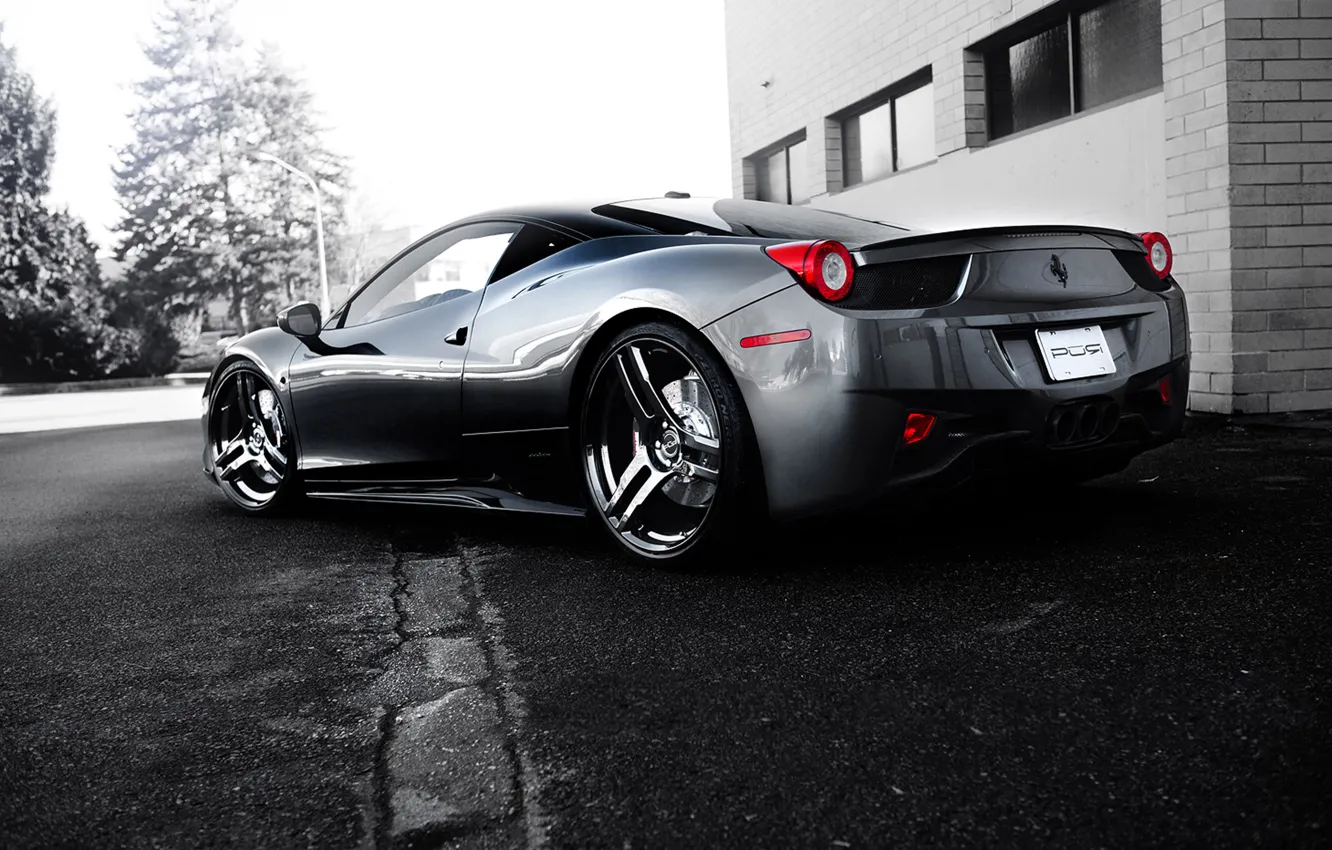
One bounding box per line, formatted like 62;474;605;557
253;151;330;316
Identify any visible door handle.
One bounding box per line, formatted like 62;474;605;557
445;326;468;345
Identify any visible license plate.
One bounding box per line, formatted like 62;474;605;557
1035;325;1115;381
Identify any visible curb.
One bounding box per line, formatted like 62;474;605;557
0;373;210;397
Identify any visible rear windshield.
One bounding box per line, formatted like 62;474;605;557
590;198;915;246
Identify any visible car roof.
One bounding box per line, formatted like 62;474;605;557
458;196;916;246
458;198;657;239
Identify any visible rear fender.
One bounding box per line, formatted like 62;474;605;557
701;284;900;520
462;241;796;436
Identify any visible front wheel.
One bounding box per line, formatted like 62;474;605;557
207;361;299;514
579;321;761;564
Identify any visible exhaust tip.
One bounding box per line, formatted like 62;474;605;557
1077;405;1099;441
1053;410;1075;443
1099;402;1121;437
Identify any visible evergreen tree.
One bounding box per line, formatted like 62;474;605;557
0;24;134;381
114;0;347;338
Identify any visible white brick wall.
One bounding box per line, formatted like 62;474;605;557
724;0;1062;199
1163;0;1236;413
1222;0;1332;413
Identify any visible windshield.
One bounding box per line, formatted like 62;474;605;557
590;197;915;246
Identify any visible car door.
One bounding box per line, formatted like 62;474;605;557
287;220;521;484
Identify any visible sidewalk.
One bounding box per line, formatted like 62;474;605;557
0;385;202;434
0;373;208;397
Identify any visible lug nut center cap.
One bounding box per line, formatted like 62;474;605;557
657;430;680;463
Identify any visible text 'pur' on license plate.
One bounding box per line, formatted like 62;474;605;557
1036;325;1115;381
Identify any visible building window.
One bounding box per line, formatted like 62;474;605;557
839;71;936;188
753;135;810;205
984;0;1162;140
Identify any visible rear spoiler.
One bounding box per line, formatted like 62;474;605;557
855;224;1145;255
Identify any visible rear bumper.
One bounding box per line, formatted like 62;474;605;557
703;282;1189;521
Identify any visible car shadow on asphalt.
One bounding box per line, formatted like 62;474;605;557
308;476;1214;580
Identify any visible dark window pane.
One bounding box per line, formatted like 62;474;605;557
1010;22;1071;134
1078;0;1164;110
986;49;1015;139
787;139;811;204
990;21;1072;139
894;82;936;170
843;115;864;186
488;224;579;283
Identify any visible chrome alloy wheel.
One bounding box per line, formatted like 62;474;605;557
584;337;723;556
209;370;290;508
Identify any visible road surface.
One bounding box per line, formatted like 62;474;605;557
1;419;1329;848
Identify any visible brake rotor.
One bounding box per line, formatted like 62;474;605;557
631;371;718;508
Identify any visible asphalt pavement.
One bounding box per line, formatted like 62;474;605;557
1;418;1330;849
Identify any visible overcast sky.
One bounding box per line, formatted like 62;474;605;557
0;0;733;248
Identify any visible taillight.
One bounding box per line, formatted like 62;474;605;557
763;240;856;302
902;412;935;445
1139;232;1173;279
1158;376;1172;404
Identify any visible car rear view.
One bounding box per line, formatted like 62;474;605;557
697;205;1189;521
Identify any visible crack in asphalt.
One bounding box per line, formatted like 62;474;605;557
459;541;549;850
370;705;394;850
463;541;551;850
389;550;411;649
372;548;409;850
366;535;539;849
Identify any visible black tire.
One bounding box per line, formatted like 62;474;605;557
207;360;300;515
578;320;762;565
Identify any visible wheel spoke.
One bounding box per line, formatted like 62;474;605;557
615;345;671;426
681;459;719;483
238;373;263;424
216;436;246;469
604;448;668;531
253;451;278;479
262;439;287;469
218;449;252;482
679;428;720;455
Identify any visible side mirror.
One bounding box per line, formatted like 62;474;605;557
277;301;322;338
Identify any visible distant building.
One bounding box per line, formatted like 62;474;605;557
723;0;1332;414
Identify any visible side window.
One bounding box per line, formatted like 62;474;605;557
341;222;519;328
488;224;580;284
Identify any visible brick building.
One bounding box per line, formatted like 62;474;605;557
723;0;1332;413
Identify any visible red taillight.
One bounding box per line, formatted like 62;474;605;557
1139;231;1173;279
902;412;935;445
763;240;856;302
740;329;812;348
1158;376;1172;404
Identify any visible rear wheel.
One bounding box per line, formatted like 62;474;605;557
208;361;298;514
579;321;759;564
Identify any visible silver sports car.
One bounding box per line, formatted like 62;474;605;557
201;195;1189;564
